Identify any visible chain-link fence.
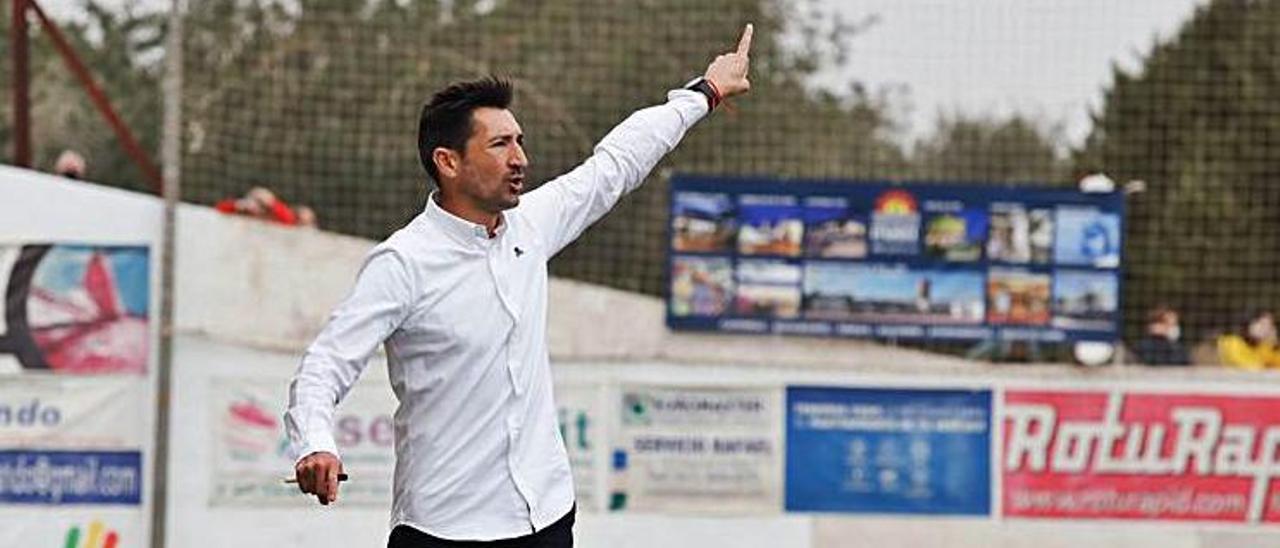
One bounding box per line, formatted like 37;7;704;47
7;0;1280;363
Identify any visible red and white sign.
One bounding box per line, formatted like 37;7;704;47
1002;389;1280;522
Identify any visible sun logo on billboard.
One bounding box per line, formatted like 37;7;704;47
63;520;118;548
874;190;918;215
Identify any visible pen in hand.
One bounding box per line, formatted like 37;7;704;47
283;473;349;484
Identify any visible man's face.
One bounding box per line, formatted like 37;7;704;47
1250;314;1278;344
1152;312;1181;341
451;107;528;213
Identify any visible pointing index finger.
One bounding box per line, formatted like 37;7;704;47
736;23;753;56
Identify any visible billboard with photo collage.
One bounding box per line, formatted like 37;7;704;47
667;176;1125;343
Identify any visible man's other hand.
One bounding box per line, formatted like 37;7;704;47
294;451;343;506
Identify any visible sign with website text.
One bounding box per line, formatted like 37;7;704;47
0;376;146;507
1002;389;1280;523
667;176;1124;343
0;376;148;547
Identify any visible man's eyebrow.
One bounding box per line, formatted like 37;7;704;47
490;132;523;143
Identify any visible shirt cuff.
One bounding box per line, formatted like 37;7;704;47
291;436;340;466
666;88;711;125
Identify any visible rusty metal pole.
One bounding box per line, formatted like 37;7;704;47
11;0;31;167
28;0;163;191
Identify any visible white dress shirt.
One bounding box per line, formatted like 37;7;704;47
285;88;709;540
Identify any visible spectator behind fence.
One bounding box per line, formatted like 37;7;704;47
215;186;306;226
53;149;86;179
1132;306;1190;366
295;205;319;228
1217;309;1280;370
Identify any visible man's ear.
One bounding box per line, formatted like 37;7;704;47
433;147;461;180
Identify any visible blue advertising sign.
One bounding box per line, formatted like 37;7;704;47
0;450;143;505
667;177;1126;343
785;386;991;515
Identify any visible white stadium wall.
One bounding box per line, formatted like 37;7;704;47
3;167;1280;548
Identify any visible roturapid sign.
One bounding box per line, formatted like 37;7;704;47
1002;390;1280;522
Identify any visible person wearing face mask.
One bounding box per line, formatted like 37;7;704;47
1132;306;1191;366
1217;309;1280;370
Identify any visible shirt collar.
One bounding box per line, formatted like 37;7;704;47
424;192;506;244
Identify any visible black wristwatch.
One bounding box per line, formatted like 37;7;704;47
685;77;721;110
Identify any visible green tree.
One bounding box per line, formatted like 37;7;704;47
0;1;164;192
912;114;1066;184
1076;0;1280;340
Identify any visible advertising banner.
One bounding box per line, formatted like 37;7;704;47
611;385;782;513
0;511;145;548
0;375;146;449
0;375;148;546
667;176;1124;343
555;381;609;512
209;376;396;507
1003;389;1280;523
0;244;151;374
785;386;991;515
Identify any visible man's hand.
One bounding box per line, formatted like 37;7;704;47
704;24;753;99
294;451;343;505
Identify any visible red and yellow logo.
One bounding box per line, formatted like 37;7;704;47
874;190;918;215
63;520;118;548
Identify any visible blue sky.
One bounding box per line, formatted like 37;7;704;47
803;198;863;225
1053;270;1117;309
1054;207;1120;265
927;209;988;244
740;199;803;226
805;263;982;302
35;246;151;316
674;192;734;218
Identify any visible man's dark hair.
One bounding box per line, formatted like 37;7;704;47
417;77;514;183
1147;305;1175;325
1235;308;1273;343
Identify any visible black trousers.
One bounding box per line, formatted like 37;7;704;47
387;508;574;548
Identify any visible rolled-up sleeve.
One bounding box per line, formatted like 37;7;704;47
284;247;416;462
520;89;709;255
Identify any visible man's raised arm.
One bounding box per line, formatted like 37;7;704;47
520;24;753;255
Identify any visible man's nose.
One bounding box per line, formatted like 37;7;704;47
510;144;528;168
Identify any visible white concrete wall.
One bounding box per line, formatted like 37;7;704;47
172;204;371;350
169;336;1280;548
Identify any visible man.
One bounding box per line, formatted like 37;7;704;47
1131;306;1191;366
1217;309;1280;370
214;186;303;225
53;149;86;179
285;24;754;547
